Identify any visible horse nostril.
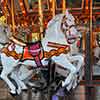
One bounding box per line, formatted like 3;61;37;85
65;25;68;28
3;29;6;33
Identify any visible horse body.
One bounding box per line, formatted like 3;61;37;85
44;13;84;89
0;11;84;95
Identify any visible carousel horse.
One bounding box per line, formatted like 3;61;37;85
0;10;84;95
43;11;84;91
94;33;100;65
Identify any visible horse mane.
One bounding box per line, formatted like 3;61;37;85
0;24;12;44
47;14;64;29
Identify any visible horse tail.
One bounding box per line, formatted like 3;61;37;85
0;43;4;50
0;44;3;74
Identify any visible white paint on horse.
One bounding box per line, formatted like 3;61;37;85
0;10;84;94
94;47;100;65
0;25;11;44
42;13;84;89
94;47;100;59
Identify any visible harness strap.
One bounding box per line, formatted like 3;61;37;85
1;43;70;62
1;47;22;60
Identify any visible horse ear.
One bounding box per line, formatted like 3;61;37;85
65;9;69;16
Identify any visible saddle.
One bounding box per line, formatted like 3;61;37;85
23;42;43;60
1;42;70;63
1;43;22;60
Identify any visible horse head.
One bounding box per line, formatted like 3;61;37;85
0;16;12;44
0;16;26;47
0;26;12;44
61;9;81;44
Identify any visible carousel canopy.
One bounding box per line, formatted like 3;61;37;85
0;0;99;42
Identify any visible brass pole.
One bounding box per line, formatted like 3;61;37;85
24;0;30;11
90;0;93;62
52;0;55;17
62;0;66;14
90;0;93;40
38;0;44;40
5;0;8;24
85;0;89;13
38;0;43;33
82;31;86;51
81;0;84;9
11;0;15;32
2;0;9;23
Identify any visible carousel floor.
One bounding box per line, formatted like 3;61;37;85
0;79;100;100
0;65;100;100
93;64;100;76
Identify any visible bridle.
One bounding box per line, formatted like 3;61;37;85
61;15;78;44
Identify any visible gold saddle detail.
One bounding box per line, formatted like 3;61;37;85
1;47;22;60
1;46;70;60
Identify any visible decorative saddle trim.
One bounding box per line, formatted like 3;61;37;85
22;46;43;60
29;48;42;53
1;43;70;60
44;47;70;59
1;47;22;60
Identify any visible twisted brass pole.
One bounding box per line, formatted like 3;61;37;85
62;0;66;14
11;0;15;32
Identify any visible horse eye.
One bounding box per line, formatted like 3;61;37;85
64;22;68;27
3;29;6;33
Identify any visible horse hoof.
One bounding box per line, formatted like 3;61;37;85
76;72;79;75
10;92;17;96
33;90;38;93
62;81;66;87
17;89;22;95
21;86;28;90
22;89;28;92
64;88;72;95
32;88;38;93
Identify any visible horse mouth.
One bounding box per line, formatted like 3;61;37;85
67;37;76;44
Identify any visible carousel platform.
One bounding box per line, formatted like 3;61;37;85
0;79;100;100
93;65;100;76
0;80;14;100
0;64;100;100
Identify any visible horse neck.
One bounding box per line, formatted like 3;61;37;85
9;43;23;54
0;43;4;49
45;14;67;45
0;25;10;44
69;41;79;54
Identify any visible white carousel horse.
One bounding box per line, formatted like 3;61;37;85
93;34;100;65
20;10;83;92
0;10;84;94
94;47;100;65
43;11;84;91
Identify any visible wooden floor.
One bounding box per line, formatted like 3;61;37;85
0;79;100;100
0;80;14;100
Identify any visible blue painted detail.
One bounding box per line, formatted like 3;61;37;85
52;95;59;100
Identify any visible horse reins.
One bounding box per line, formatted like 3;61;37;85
61;15;77;44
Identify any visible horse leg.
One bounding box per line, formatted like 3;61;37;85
68;55;84;84
0;53;19;94
0;69;16;94
68;55;84;73
10;71;27;94
10;72;22;94
52;54;77;89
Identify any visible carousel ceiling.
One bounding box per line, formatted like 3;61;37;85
0;0;99;23
0;0;99;42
